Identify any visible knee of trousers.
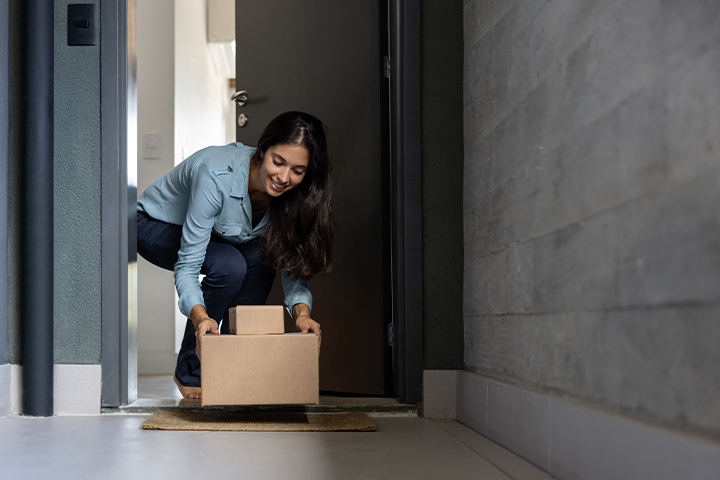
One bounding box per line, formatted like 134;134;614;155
203;253;248;290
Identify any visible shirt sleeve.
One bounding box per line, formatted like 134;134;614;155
282;272;313;319
174;164;222;317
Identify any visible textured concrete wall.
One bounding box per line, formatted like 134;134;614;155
52;0;102;364
464;0;720;438
7;0;23;364
421;0;464;370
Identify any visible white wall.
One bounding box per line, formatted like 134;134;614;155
136;0;233;375
175;0;228;165
137;0;177;374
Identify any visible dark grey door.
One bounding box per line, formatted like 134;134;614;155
235;0;390;395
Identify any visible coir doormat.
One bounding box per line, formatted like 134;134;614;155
141;410;377;432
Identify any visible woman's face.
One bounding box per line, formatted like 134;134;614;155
259;143;310;197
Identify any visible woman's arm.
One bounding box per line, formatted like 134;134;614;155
174;164;223;318
173;165;225;361
293;303;321;353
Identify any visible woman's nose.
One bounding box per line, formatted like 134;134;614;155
279;168;290;183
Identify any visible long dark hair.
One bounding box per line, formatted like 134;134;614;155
253;111;334;278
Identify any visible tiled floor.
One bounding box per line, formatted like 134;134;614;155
0;375;551;479
0;414;550;480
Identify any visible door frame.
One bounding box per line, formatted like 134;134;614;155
390;0;423;404
101;0;138;406
100;0;422;406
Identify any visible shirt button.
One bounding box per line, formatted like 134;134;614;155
246;233;251;237
221;231;225;234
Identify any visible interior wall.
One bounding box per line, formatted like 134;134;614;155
53;0;102;364
174;0;227;162
136;0;229;373
0;0;9;366
136;0;177;373
6;0;23;365
420;0;464;370
463;0;720;439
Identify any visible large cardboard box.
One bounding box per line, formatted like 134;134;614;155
228;305;284;335
201;333;319;406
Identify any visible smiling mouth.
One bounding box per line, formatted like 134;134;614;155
271;178;288;191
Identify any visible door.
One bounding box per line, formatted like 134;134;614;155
235;0;391;395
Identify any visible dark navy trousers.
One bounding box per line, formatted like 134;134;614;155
136;211;276;387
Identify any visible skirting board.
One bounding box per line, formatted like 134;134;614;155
9;364;102;415
138;352;177;375
456;371;720;480
0;364;9;416
422;370;458;419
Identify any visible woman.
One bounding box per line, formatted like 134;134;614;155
136;111;333;399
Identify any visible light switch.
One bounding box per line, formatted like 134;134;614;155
142;133;161;159
68;4;95;46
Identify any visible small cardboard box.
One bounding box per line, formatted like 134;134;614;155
201;333;319;406
228;305;284;335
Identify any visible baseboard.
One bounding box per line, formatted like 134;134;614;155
8;364;102;415
422;370;458;418
138;352;177;375
11;364;21;414
456;371;720;480
0;364;9;416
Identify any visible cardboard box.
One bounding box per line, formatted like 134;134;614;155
228;305;284;335
201;333;319;406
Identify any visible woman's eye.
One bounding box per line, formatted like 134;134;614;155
293;170;305;176
272;160;282;167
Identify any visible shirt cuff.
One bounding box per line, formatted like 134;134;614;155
179;292;205;318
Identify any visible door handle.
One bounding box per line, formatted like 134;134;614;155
231;90;248;106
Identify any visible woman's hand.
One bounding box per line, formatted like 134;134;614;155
190;304;219;361
293;304;321;354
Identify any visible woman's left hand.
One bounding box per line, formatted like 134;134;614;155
293;304;321;354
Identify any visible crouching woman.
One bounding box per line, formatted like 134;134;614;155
136;111;333;399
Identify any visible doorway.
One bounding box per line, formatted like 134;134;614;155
233;0;392;395
101;0;422;407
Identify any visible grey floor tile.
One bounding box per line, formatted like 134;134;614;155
434;419;553;480
0;414;511;480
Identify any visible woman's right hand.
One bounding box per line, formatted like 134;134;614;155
190;304;219;361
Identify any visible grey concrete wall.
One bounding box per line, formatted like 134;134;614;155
0;0;9;365
7;0;23;365
52;0;102;364
421;0;464;370
464;0;720;439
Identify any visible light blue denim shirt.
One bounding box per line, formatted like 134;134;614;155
137;142;312;318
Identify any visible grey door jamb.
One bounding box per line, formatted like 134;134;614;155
101;0;138;407
390;0;423;405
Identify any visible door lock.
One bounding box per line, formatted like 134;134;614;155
237;113;248;127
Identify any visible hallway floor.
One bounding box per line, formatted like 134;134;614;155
0;376;551;479
0;415;550;480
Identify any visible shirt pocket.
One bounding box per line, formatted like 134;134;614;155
213;221;245;239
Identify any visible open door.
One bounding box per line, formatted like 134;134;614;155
234;0;391;395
